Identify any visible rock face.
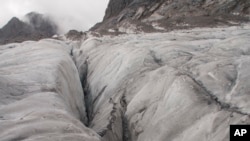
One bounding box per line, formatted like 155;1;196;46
0;40;100;141
66;30;86;41
92;0;250;33
0;12;58;45
75;24;250;141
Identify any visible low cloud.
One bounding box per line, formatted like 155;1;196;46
0;0;109;33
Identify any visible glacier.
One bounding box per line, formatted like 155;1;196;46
0;24;250;141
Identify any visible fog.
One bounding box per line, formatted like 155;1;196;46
0;0;109;33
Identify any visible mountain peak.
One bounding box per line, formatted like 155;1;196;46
9;17;20;23
5;17;24;28
0;12;58;45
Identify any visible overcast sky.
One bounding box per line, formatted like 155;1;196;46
0;0;109;33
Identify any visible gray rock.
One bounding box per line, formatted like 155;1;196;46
0;12;58;45
92;0;250;33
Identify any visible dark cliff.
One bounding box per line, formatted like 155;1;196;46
0;12;58;45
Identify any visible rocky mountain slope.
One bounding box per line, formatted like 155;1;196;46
0;0;250;141
0;12;58;45
92;0;250;33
